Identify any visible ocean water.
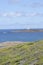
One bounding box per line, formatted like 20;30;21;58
0;29;43;42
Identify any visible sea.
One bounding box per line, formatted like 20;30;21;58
0;29;43;42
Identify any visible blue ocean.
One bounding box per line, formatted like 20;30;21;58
0;29;43;42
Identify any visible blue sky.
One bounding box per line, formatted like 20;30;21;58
0;0;43;29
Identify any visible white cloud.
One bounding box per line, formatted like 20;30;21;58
2;13;8;17
0;12;43;17
14;12;22;17
0;12;22;17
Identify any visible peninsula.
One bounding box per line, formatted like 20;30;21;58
11;29;43;32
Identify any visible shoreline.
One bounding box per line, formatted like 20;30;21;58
0;41;28;48
0;29;43;33
11;29;43;32
0;40;42;48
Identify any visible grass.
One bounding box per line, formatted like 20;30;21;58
0;40;43;65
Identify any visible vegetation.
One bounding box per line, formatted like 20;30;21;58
0;40;43;65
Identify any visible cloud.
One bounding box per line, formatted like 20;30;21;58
31;2;43;8
24;2;43;8
0;12;22;17
8;0;21;4
0;12;43;17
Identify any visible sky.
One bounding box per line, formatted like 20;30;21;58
0;0;43;29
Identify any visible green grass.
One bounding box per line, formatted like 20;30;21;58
0;41;43;65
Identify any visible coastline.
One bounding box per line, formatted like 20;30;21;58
0;29;43;33
0;41;28;48
0;40;42;48
11;29;43;32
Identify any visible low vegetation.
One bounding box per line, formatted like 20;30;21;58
0;40;43;65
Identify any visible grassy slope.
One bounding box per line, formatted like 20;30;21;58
0;41;43;65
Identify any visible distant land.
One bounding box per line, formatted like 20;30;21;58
11;29;43;32
0;29;43;33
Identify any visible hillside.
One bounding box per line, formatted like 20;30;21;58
0;41;43;65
